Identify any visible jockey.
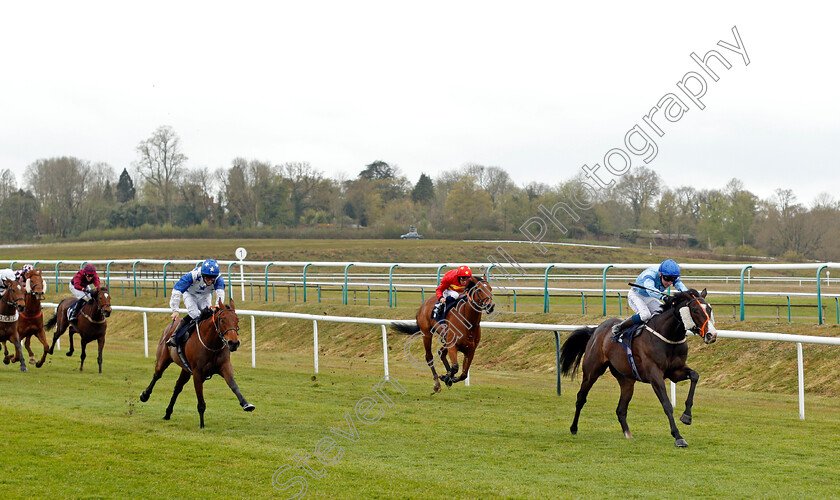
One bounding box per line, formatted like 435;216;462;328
612;259;689;342
69;264;101;323
432;265;472;322
0;268;16;295
166;259;226;348
15;264;34;282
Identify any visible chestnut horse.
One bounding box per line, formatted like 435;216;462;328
393;276;494;393
11;269;49;368
0;279;27;372
559;289;717;447
46;286;112;373
139;298;255;428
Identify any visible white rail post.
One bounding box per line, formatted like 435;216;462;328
670;381;676;407
381;324;389;380
797;342;805;420
313;320;319;374
251;315;256;368
143;312;149;358
240;264;246;302
465;370;470;386
57;338;60;351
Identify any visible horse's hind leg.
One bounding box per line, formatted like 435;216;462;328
649;373;687;447
36;331;49;368
13;339;27;372
669;366;700;425
570;362;608;435
65;330;75;357
3;340;10;364
140;358;172;402
24;335;35;365
423;333;442;393
164;369;192;420
615;377;636;439
219;362;255;411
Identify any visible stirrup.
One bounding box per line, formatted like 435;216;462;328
165;335;177;347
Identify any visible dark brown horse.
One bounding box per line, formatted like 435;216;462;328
46;286;112;373
559;289;717;447
12;269;49;368
393;276;494;393
139;298;255;428
0;279;27;372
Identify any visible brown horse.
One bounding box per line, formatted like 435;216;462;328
139;298;255;428
559;289;717;447
11;269;49;368
393;276;495;393
0;279;27;372
46;286;112;373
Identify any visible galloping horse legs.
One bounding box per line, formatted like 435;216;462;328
96;337;105;373
164;369;192;420
140;359;172;402
423;333;442;393
669;366;700;425
615;376;636;439
12;339;27;372
194;375;207;428
65;330;76;357
648;371;687;447
570;362;608;435
35;331;49;368
79;338;88;371
3;340;9;364
220;363;255;411
451;345;475;384
24;336;35;365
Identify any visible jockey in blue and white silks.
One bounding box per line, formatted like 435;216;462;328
612;259;689;341
166;259;226;347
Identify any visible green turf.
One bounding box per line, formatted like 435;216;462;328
1;338;839;499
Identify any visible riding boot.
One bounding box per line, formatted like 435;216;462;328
611;316;637;342
166;316;191;347
69;299;84;324
432;301;444;322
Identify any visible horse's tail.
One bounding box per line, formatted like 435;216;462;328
391;322;421;335
45;313;57;331
559;327;595;379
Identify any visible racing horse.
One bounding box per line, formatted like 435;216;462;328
393;276;495;393
46;286;111;372
139;298;255;428
559;289;717;447
0;279;27;372
8;269;49;368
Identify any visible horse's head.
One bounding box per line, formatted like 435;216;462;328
92;286;112;318
25;269;46;301
669;289;716;344
214;297;240;351
466;276;495;314
3;279;26;312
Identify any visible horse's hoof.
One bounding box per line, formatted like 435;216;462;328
66;351;73;357
675;438;688;448
36;361;43;368
163;414;171;420
624;431;633;439
243;403;255;412
20;366;27;373
2;358;9;365
433;384;441;394
139;393;149;403
29;358;35;365
680;413;692;425
48;348;54;355
570;427;577;435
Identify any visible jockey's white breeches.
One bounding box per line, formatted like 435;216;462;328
627;288;662;321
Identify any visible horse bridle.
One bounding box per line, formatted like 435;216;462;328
467;280;494;312
197;307;238;352
1;282;24;310
673;294;712;337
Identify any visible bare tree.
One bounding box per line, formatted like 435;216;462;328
24;157;91;237
0;169;18;201
280;162;325;226
133;125;187;224
614;166;662;227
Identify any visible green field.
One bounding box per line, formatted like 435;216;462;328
1;239;840;498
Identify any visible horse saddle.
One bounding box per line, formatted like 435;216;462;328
432;295;464;322
612;322;645;347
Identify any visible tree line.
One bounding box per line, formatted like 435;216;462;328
2;125;837;261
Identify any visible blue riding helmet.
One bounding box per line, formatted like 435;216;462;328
201;259;220;278
659;259;680;277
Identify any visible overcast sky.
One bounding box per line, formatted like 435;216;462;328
1;1;837;205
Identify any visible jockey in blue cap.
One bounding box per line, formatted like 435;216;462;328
612;259;689;342
166;259;226;349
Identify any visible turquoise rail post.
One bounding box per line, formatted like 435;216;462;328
436;264;446;283
554;331;562;396
317;285;321;303
55;261;63;292
513;290;517;312
227;262;235;301
10;261;16;270
602;265;613;316
162;261;172;297
106;261;113;289
264;263;274;301
388;264;399;307
80;261;86;270
581;292;585;314
302;263;313;302
132;260;140;296
343;264;354;305
543;264;555;313
787;296;791;322
368;286;371;306
817;265;828;325
835;297;839;324
739;265;752;321
617;292;622;316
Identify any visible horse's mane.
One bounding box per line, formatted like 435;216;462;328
662;289;702;310
465;276;485;291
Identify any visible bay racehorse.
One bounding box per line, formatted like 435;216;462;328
393;276;494;393
0;279;27;372
46;286;111;372
11;269;49;368
559;289;717;447
139;298;255;428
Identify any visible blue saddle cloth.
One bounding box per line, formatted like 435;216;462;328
611;322;647;382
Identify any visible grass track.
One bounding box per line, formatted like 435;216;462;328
2;338;839;499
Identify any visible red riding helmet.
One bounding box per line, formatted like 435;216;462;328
83;263;96;276
456;266;472;278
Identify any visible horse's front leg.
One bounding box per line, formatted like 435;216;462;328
452;345;476;384
13;338;27;372
669;366;700;425
3;340;10;364
649;371;686;447
193;374;207;428
615;376;636;439
79;339;89;371
36;330;49;368
219;362;255;411
96;337;105;374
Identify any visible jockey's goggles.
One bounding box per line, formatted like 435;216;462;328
662;275;678;282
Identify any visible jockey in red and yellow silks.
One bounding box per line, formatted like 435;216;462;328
433;266;472;321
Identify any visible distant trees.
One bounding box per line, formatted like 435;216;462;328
116;168;136;202
134;125;187;224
